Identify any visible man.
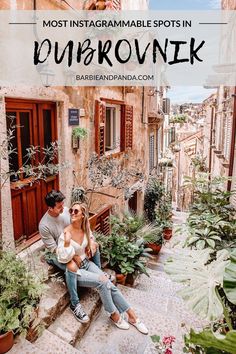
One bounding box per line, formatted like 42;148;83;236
39;190;101;323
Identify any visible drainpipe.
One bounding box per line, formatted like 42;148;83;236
33;0;37;9
208;102;215;178
141;86;145;123
227;87;236;191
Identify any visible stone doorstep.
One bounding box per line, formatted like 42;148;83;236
34;329;83;354
49;288;102;346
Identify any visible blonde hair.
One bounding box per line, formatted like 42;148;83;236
70;202;91;251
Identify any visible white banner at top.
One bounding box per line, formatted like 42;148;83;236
0;10;236;86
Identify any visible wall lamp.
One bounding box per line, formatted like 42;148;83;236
148;89;161;97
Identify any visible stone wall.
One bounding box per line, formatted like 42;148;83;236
222;0;236;10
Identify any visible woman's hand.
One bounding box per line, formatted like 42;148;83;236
90;240;98;256
73;255;82;268
64;230;72;248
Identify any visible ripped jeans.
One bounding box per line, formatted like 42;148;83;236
67;259;130;315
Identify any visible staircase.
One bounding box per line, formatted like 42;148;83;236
9;240;102;354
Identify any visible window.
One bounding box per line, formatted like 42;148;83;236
168;127;176;145
6;102;56;181
95;100;133;157
105;105;121;153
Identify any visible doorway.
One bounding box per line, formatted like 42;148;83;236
5;99;59;241
128;191;138;213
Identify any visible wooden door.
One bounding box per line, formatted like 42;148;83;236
6;99;58;241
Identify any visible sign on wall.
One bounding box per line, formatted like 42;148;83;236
68;109;80;125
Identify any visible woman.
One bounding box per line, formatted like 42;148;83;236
56;202;148;334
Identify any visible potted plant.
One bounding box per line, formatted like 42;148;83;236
158;157;173;168
145;232;163;255
95;231;151;286
144;178;165;223
162;220;173;240
71;127;88;150
0;252;44;352
0;308;19;353
155;193;173;241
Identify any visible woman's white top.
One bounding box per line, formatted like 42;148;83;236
56;229;94;265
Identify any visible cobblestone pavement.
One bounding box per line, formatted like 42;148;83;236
76;212;207;354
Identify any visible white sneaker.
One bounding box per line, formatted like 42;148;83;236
129;318;149;335
110;316;130;330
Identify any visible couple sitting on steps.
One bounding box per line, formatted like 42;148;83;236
39;190;148;334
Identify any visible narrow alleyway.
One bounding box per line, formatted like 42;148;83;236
75;212;206;354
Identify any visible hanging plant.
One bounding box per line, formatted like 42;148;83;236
72;127;88;139
158;157;173;167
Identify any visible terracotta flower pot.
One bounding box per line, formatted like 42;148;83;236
163;228;172;240
125;273;137;286
116;273;127;285
96;1;106;10
0;331;14;354
147;243;162;255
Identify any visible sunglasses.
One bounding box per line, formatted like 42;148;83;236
69;208;80;215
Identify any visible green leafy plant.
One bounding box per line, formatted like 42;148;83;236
164;249;230;321
144;178;165;222
71;127;88;139
95;231;151;276
184;328;236;354
155;191;173;231
184;176;236;251
169;114;188;124
110;211;162;244
0;252;44;336
223;249;236;306
187;227;221;250
191;154;208;172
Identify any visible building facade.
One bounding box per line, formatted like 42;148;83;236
0;0;166;249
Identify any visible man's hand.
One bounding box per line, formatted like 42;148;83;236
73;255;82;268
64;230;72;248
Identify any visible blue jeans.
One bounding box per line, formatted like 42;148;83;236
70;259;130;315
45;249;102;307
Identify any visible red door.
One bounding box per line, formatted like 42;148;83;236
6;99;59;242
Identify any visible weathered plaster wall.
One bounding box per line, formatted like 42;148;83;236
0;95;15;250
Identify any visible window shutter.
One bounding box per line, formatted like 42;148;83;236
112;0;121;10
163;98;170;114
121;105;133;151
224;115;232;161
95;100;106;157
231;150;236;207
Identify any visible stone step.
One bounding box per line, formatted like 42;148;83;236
34;329;83;354
8;338;45;354
18;241;70;341
48;288;101;346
